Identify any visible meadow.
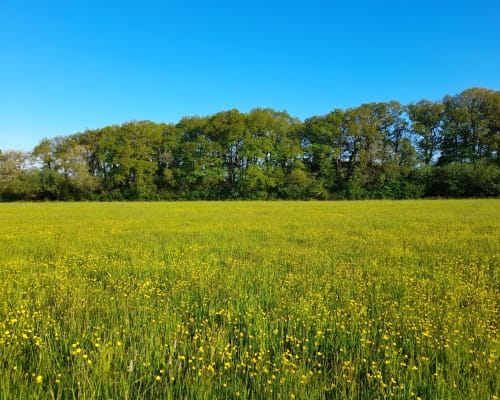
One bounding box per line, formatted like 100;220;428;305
0;200;498;399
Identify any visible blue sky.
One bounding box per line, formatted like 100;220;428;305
1;0;499;151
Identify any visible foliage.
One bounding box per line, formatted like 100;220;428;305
429;161;500;197
1;88;499;201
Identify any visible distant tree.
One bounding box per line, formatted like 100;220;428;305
242;108;302;198
57;142;99;196
205;109;246;189
32;138;59;170
279;163;315;199
175;116;225;198
155;123;179;195
86;122;164;198
429;161;500;197
0;150;32;199
299;109;345;192
1;87;498;201
343;103;388;188
408;99;444;165
440;88;500;164
382;101;411;166
31;136;98;199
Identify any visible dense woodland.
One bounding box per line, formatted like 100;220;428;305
1;87;499;200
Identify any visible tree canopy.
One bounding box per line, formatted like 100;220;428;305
1;87;499;200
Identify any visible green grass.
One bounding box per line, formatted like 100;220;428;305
0;200;499;399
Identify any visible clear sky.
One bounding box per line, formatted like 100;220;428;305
1;0;499;151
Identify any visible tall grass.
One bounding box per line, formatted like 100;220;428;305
0;200;498;399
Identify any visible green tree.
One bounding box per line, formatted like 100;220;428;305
242;109;302;198
408;99;444;165
299;109;345;193
56;141;99;196
343;103;387;188
0;150;34;200
206;109;246;189
382;101;411;166
155;123;179;195
440;88;500;164
175;116;224;198
88;121;163;198
32;138;58;170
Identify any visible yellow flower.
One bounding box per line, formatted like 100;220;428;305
36;375;43;384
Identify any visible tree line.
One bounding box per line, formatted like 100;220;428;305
1;87;499;201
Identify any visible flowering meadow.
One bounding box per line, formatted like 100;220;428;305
0;200;498;399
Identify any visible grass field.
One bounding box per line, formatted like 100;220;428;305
0;200;498;399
